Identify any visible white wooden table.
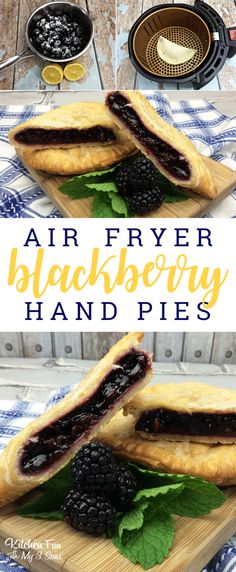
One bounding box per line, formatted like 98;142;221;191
0;358;236;403
1;90;236;117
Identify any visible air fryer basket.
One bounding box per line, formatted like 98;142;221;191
133;7;211;78
129;0;236;89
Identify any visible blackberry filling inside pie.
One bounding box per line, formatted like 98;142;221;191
19;349;151;476
14;126;116;146
107;93;191;181
136;408;236;438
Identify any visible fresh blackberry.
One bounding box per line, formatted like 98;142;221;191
112;464;137;511
71;442;117;495
128;186;164;215
114;163;131;196
130;155;159;191
62;490;116;536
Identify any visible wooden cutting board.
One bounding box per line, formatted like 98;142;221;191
19;154;236;218
0;488;236;572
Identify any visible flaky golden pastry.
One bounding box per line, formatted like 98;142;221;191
124;383;236;444
9;102;136;152
99;412;236;486
0;333;152;508
19;134;136;175
106;91;216;198
125;383;236;414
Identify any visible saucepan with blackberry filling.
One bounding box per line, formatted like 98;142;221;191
0;2;93;72
0;333;152;508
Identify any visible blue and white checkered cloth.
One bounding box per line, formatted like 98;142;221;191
0;388;236;572
0;93;236;218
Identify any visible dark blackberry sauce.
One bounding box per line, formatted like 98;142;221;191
107;93;191;181
15;126;116;146
20;349;151;475
136;408;236;437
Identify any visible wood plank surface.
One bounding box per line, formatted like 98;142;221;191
17;154;236;218
0;488;236;572
117;0;236;90
1;333;236;364
0;0;20;90
0;0;116;91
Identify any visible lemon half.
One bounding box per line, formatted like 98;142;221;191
64;63;85;81
42;64;64;85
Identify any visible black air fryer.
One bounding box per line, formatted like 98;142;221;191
128;0;236;89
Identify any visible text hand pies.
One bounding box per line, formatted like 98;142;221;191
9;102;136;153
0;333;152;508
106;91;216;198
124;382;236;445
99;412;236;486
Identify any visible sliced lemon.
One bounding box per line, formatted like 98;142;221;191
64;63;85;81
42;64;63;85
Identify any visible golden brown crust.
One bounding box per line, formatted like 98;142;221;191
106;91;216;198
99;413;236;486
0;332;153;508
19;135;136;175
124;382;236;414
9;102;135;151
138;432;236;445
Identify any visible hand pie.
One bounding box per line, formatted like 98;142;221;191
0;332;152;508
124;382;236;444
9;102;136;152
99;412;236;486
19;134;136;175
106;91;216;198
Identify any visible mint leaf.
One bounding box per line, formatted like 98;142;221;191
86;181;118;193
59;165;119;191
59;180;95;200
118;501;149;541
108;192;128;216
92;193;118;218
134;483;184;504
18;507;63;520
112;507;174;569
164;190;188;203
168;484;226;517
65;187;95;199
130;464;209;487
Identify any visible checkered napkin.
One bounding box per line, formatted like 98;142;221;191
0;390;236;572
0;94;236;218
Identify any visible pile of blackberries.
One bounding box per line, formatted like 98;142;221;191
114;154;164;215
61;442;137;537
30;12;88;60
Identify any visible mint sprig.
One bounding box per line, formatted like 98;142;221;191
59;156;188;217
113;507;175;569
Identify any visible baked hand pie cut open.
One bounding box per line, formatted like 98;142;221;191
19;134;136;175
9;102;136;152
106;91;216;199
0;332;152;508
124;382;236;444
99;412;236;486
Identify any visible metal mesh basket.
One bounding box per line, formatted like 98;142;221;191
133;7;211;78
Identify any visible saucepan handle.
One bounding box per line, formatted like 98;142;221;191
0;51;33;72
226;27;236;58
